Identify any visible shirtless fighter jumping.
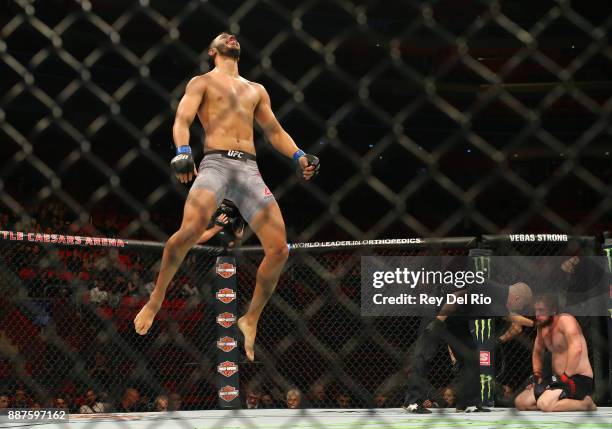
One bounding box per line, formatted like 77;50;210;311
514;294;597;412
133;32;320;361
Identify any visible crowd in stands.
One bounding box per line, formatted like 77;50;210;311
0;201;528;412
0;382;519;412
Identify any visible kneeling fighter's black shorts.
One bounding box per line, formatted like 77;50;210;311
534;375;594;401
567;375;594;400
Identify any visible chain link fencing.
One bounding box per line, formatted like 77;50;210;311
0;236;221;413
1;0;611;241
1;0;611;426
0;236;476;412
0;233;609;416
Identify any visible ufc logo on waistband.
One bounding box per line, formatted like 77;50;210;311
227;150;243;159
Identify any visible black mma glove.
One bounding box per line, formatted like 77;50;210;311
217;199;238;217
212;200;245;234
213;213;229;227
528;372;546;401
528;372;543;386
212;200;234;225
549;373;576;400
171;145;195;176
293;149;320;180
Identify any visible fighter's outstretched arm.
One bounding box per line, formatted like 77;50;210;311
505;313;534;327
254;84;316;180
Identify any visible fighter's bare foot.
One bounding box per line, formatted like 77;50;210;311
237;316;256;361
586;397;597;411
134;302;158;335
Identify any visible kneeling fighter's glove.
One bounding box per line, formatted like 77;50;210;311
528;372;543;386
528;372;546;400
549;373;576;400
293;149;320;180
171;145;195;175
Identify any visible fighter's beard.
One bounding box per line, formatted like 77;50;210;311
218;45;240;60
535;316;554;328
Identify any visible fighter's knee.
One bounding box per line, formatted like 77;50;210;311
174;224;205;247
540;404;555;412
536;397;554;412
266;242;289;261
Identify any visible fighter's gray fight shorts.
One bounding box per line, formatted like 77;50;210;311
190;150;276;223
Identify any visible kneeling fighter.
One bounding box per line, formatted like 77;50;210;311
514;294;596;412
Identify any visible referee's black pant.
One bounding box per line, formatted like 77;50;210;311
403;317;480;408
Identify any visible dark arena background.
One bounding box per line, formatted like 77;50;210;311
1;1;611;428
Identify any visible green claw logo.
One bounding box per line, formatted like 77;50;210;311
474;319;492;342
480;374;493;402
605;248;612;272
473;256;491;279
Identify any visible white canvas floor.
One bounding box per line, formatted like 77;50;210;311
2;408;611;429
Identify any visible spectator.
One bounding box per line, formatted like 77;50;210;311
181;281;199;298
441;387;456;408
495;384;515;407
63;390;79;414
144;280;155;296
117;388;142;413
79;389;106;413
308;383;331;408
0;395;9;409
154;395;168;412
502;384;513;398
89;280;109;305
168;392;182;411
285;388;302;409
98;391;112;412
260;393;275;409
12;388;30;408
245;387;261;409
335;391;351;408
89;351;112;387
53;397;68;409
374;393;388;408
125;280;139;297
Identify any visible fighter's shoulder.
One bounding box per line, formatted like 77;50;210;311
242;79;267;94
185;74;212;91
557;313;580;328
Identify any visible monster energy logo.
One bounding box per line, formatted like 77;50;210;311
474;319;492;342
473;256;491;279
480;374;493;402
